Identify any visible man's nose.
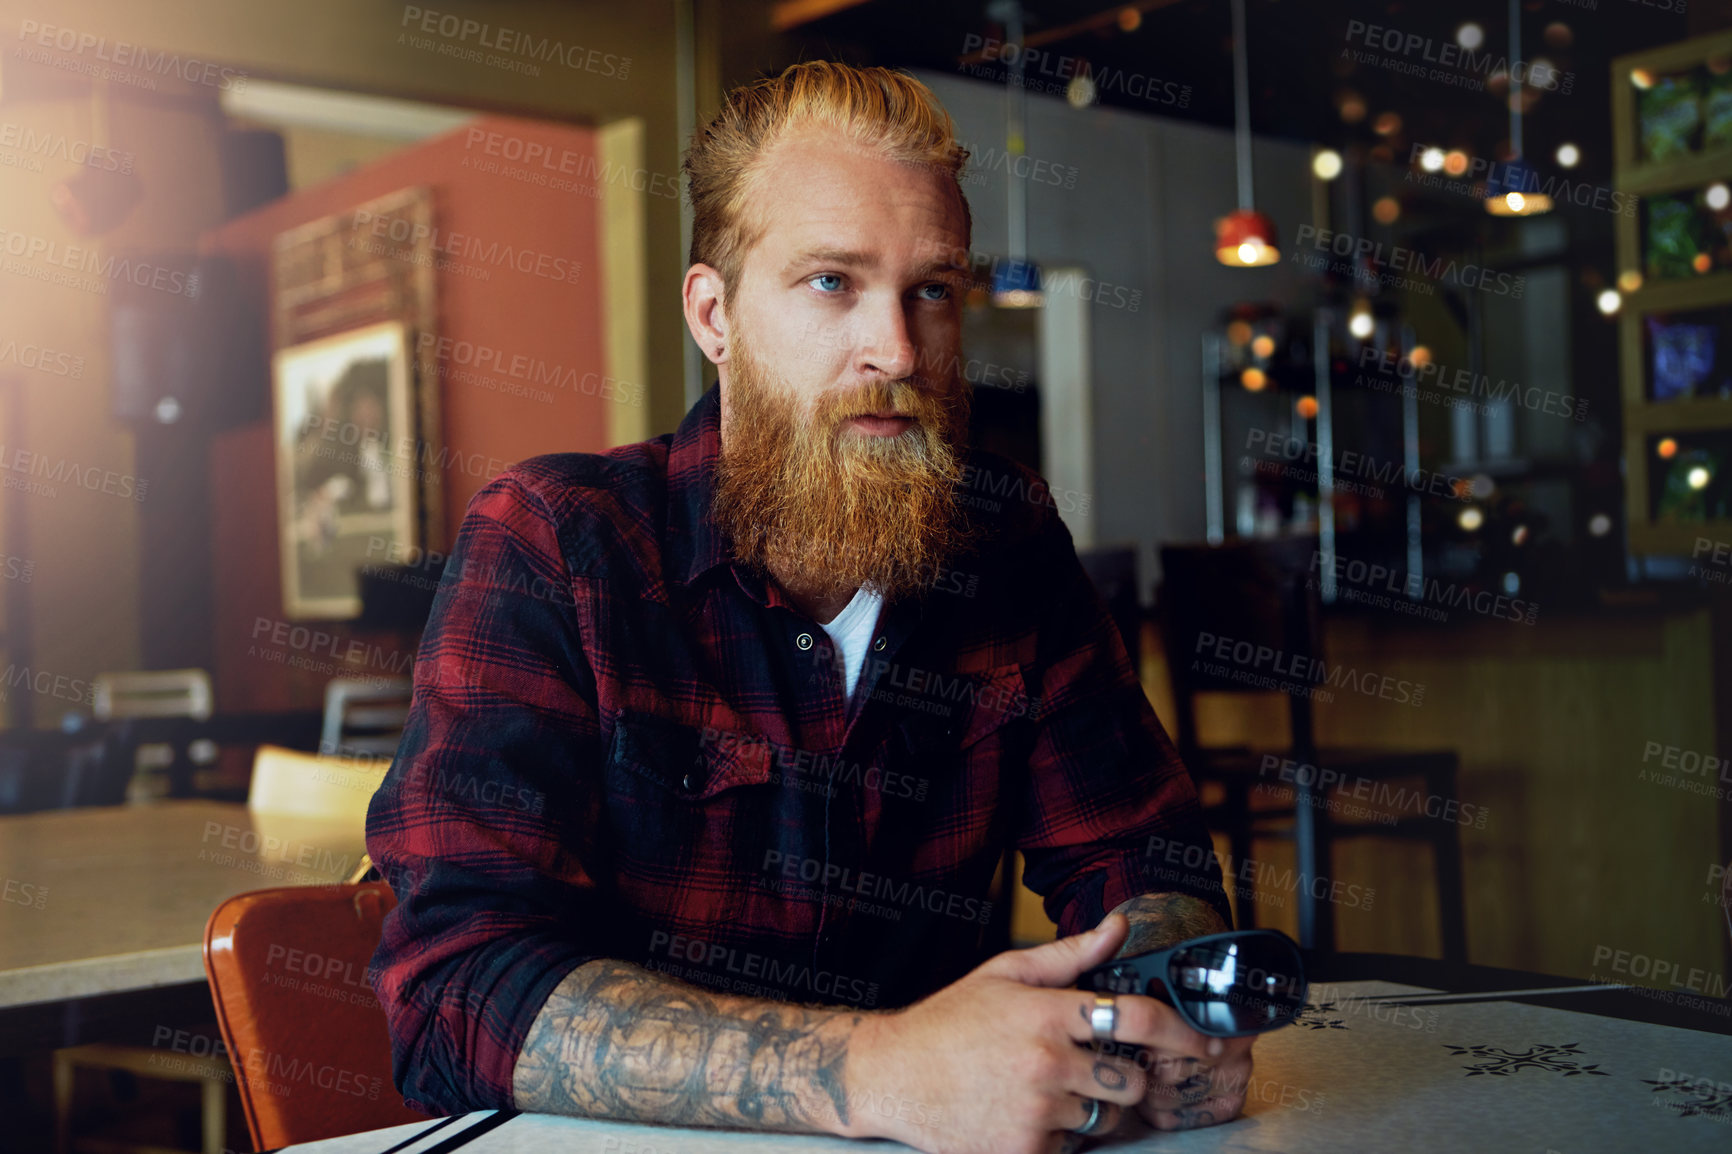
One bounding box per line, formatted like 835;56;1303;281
856;300;917;381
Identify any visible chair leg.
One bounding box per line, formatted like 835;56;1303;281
1431;763;1468;963
1225;781;1255;930
201;1074;226;1154
1293;775;1321;950
52;1052;73;1154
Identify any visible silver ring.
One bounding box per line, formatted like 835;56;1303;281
1089;993;1118;1044
1072;1096;1106;1135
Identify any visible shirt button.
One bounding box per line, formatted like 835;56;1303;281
873;636;887;652
681;773;696;791
796;632;814;650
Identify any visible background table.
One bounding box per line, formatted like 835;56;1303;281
276;961;1732;1154
0;800;366;1052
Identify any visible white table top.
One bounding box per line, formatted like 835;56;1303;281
279;979;1732;1153
0;800;367;1008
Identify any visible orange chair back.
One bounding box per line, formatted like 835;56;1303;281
202;881;431;1147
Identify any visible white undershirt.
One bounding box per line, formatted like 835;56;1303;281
819;585;884;702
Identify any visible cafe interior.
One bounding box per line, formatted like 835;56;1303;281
1;0;1731;1150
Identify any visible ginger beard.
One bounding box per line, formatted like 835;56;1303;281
713;321;974;604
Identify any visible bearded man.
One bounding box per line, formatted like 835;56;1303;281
367;60;1248;1154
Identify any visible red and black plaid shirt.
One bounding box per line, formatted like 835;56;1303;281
365;384;1228;1115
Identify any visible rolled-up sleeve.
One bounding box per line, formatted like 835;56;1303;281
366;469;611;1115
1010;512;1233;940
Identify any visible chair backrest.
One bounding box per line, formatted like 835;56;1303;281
1157;537;1323;760
320;678;412;759
1076;544;1142;667
92;669;214;721
248;744;390;824
203;882;431;1146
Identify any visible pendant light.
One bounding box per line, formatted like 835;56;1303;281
988;0;1043;306
1216;0;1278;266
1485;0;1551;216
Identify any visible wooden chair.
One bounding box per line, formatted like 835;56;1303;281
1158;538;1468;962
92;669;216;800
53;745;393;1153
202;881;430;1147
320;678;412;761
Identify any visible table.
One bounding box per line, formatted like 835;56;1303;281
273;957;1732;1154
0;800;366;1050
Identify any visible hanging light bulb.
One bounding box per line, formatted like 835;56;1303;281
1216;0;1278;267
1487;0;1551;216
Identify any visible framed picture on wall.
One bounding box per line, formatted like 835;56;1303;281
272;320;417;619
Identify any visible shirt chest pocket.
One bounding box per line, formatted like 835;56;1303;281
887;663;1029;851
600;710;774;926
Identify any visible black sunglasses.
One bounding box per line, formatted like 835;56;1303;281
1076;928;1308;1038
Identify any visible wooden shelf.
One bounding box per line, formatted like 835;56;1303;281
1614;29;1732;556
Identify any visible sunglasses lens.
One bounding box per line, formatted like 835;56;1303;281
1167;936;1306;1035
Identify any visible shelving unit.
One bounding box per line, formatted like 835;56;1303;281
1613;28;1732;556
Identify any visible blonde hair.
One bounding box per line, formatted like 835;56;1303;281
684;60;972;302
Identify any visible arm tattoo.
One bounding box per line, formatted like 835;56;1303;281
1108;892;1229;957
511;958;866;1132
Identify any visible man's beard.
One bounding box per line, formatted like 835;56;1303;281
713;327;975;604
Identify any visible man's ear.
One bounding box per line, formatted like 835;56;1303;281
683;263;730;366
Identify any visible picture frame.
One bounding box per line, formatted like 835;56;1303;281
272;320;417;619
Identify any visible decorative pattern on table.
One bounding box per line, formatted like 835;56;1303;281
1443;1042;1611;1077
1293;1001;1351;1030
1644;1073;1732;1122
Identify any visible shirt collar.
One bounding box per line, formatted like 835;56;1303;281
665;382;732;589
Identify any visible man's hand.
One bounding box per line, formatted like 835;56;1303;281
843;913;1243;1154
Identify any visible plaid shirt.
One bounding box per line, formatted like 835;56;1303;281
365;384;1229;1116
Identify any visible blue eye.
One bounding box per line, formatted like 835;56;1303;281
917;283;951;301
810;273;845;293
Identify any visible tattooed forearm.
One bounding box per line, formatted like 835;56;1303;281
1108;892;1230;957
511;958;868;1133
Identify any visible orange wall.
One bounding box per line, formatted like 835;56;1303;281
206;115;605;712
